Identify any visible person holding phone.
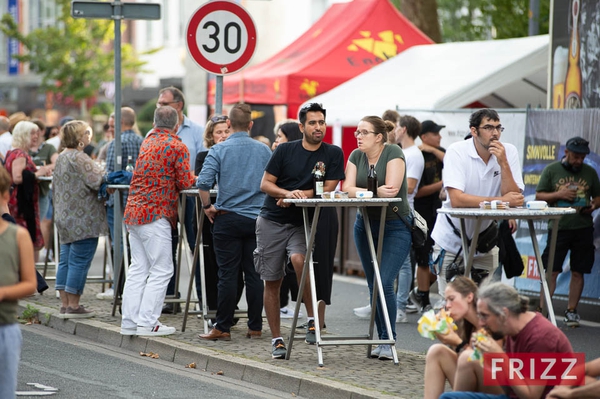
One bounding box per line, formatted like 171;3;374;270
536;136;600;327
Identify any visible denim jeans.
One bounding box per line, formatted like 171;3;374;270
56;237;99;295
396;250;412;311
212;212;263;332
0;324;22;399
354;213;411;340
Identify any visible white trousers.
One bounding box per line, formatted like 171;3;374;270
121;218;173;329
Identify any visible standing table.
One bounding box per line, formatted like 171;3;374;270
437;207;575;326
283;197;399;367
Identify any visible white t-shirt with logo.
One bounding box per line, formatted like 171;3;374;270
431;138;524;254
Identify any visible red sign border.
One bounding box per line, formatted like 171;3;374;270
186;0;257;75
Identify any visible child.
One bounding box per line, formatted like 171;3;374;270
0;166;36;398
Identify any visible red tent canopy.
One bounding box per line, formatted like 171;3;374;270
209;0;433;118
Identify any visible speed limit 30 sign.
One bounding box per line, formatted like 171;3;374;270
186;1;257;75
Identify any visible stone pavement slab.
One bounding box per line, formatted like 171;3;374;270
20;282;428;399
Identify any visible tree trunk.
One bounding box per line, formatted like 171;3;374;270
400;0;443;43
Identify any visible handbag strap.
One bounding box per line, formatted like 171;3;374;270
389;204;412;229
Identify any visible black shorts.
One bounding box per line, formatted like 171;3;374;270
541;227;594;274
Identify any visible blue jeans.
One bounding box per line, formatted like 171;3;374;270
0;324;21;399
396;250;412;311
56;237;99;295
440;393;510;399
354;214;411;340
212;212;263;332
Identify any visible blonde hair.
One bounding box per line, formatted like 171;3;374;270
12;121;37;150
60;120;91;149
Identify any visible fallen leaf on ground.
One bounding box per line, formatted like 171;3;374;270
139;352;160;359
216;370;224;375
185;362;196;369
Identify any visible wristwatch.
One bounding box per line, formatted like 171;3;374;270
202;203;212;210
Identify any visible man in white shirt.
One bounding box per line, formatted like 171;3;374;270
430;109;524;293
0;116;12;161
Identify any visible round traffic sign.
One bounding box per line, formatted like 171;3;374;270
186;1;257;75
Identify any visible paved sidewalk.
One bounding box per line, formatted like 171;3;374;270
21;281;428;399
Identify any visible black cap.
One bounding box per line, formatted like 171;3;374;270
566;136;590;154
420;120;445;135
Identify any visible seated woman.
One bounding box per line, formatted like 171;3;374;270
53;121;107;318
424;276;479;399
342;115;411;361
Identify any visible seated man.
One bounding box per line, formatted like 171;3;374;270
441;282;573;399
547;357;600;398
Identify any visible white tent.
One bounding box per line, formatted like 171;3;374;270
309;35;549;126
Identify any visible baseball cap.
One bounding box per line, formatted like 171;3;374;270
420;120;445;135
566;136;590;154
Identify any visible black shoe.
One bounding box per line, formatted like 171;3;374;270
161;302;181;314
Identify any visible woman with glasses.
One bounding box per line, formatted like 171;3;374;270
342;115;411;361
424;276;479;399
194;115;239;320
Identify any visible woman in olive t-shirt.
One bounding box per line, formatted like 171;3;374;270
343;115;412;360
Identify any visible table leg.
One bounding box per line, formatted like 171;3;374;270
111;193;124;317
286;206;321;365
528;219;557;326
362;206;398;365
460;217;482;278
183;195;204;333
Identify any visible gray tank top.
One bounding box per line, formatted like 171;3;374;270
0;223;20;325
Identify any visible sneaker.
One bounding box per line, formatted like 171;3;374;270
297;321;326;331
272;339;287;359
280;307;303;319
396;309;407;323
96;288;114;300
378;344;395;361
120;327;137;335
305;319;316;344
136;324;176;336
353;304;371;318
409;288;423;311
64;306;95;319
370;345;382;358
406;299;418;314
564;310;580;328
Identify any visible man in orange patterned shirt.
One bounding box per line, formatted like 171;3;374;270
120;106;196;337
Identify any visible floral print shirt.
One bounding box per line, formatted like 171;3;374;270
124;128;196;228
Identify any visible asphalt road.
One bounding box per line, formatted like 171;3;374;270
16;326;304;399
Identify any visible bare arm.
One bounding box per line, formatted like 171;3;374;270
0;227;36;301
536;185;577;205
415;180;443;198
260;171;309;200
419;144;445;162
407;177;418;195
489;141;521;195
447;187;524;208
342;161;363;198
378;157;405;198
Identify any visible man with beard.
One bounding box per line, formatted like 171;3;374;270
441;282;573;399
430;109;524;290
255;103;344;359
535;137;600;327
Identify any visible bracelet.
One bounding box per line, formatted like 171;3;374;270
202;203;212;210
455;340;468;353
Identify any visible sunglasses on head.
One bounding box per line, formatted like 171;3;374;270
210;115;228;123
300;103;324;112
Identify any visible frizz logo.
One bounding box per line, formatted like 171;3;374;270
483;353;585;386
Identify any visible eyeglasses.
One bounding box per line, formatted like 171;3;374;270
156;101;180;108
354;129;376;138
210;115;228;123
476;312;493;321
478;125;505;133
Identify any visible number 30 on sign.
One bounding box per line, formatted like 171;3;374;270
186;0;257;75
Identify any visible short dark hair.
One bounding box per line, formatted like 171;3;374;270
279;122;303;141
229;103;252;132
399;115;421;140
159;86;185;109
298;103;326;125
382;109;400;124
154;106;179;130
469;108;500;128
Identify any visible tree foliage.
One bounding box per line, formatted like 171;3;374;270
0;0;152;108
392;0;550;43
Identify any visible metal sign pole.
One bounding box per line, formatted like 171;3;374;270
215;76;223;115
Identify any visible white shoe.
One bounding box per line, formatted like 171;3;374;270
280;307;303;319
96;288;114;300
136;324;176;336
120;327;137;335
396;309;407;323
406;298;419;314
353;304;371;318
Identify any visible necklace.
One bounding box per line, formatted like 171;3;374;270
367;145;385;166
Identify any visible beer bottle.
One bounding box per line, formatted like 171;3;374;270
565;0;582;109
313;171;324;197
125;156;134;173
367;164;378;197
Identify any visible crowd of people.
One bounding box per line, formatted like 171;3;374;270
1;97;600;399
